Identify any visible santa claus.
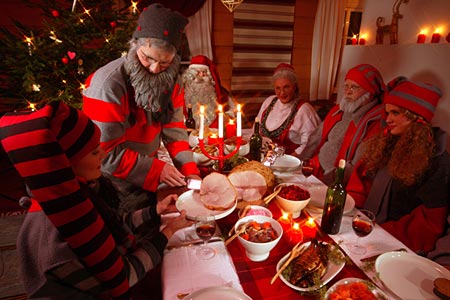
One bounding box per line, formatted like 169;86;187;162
182;55;235;128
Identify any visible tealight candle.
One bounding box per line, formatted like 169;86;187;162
417;30;427;43
302;217;317;241
431;32;441;43
208;133;218;145
351;35;357;45
225;119;237;139
288;222;304;245
359;33;367;45
277;212;292;232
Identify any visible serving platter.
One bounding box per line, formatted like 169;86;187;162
182;286;252;300
270;155;301;172
306;185;355;214
375;251;450;300
325;278;388;300
176;190;237;220
276;242;345;292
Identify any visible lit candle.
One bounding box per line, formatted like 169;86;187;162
288;222;304;245
417;29;427;43
431;29;441;43
359;34;366;45
351;35;357;45
277;212;292;232
218;105;224;138
225;119;237;138
199;105;205;139
302;217;317;241
236;104;242;137
208;133;218;145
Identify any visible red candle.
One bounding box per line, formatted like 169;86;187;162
207;133;218;145
417;33;426;43
431;32;441;43
277;212;292;232
359;38;366;45
225;119;237;139
301;217;317;241
351;35;357;45
288;222;303;245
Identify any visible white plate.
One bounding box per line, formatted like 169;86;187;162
276;241;345;292
176;190;237;220
183;286;252;300
270;155;301;172
375;251;450;300
306;185;355;214
325;278;388;300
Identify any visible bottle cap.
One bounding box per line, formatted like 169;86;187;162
188;103;192;108
255;117;259;122
338;159;346;168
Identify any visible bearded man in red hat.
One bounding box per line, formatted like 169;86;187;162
182;55;236;128
301;64;386;185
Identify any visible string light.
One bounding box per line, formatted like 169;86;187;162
49;31;62;44
131;1;139;14
27;102;37;111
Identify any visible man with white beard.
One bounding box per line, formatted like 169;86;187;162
182;55;236;128
300;64;386;185
83;4;201;212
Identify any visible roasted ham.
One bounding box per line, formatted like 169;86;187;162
199;172;237;210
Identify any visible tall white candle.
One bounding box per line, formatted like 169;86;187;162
236;104;242;137
199;105;205;139
218;105;223;138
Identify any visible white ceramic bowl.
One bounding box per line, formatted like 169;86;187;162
192;145;218;166
243;205;273;218
234;215;283;262
224;138;250;157
275;183;311;219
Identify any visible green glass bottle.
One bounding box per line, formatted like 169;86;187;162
185;103;196;135
249;117;262;161
321;159;347;234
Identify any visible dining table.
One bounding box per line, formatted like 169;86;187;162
156;164;416;300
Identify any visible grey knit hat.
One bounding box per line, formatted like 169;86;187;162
133;3;189;49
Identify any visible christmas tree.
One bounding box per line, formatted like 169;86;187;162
0;0;139;111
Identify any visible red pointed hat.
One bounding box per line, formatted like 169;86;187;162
189;55;223;103
384;76;442;122
345;64;385;99
273;63;295;74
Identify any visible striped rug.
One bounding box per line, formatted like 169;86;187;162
231;0;296;115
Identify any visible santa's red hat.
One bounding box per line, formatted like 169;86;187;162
345;64;385;99
189;55;224;103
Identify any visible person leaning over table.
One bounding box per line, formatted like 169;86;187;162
0;101;193;300
82;4;201;214
299;64;386;185
347;77;450;255
256;63;321;156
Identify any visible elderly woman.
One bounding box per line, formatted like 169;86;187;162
347;77;450;255
0;101;193;299
256;63;320;155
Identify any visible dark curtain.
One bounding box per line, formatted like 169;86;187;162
137;0;207;17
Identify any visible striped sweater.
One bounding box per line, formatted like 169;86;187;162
82;57;199;192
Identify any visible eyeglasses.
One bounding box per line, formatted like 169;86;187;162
343;84;361;92
138;48;173;68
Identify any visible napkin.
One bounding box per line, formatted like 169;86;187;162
162;228;243;300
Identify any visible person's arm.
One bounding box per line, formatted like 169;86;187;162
297;122;323;160
288;103;321;156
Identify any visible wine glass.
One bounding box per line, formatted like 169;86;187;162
301;159;314;178
194;215;217;259
347;209;376;255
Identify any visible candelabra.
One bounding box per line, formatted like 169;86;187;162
197;136;242;173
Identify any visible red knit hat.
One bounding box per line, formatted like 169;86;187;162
0;102;129;298
274;63;295;74
189;55;223;103
384;76;442;122
345;64;385;99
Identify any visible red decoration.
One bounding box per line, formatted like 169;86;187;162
164;30;169;36
288;223;303;245
207;134;218;145
51;10;59;17
351;36;357;45
301;218;317;241
359;38;366;45
67;51;76;60
417;34;426;44
277;213;292;232
431;33;441;43
137;26;141;31
446;33;450;43
225;120;237;139
61;57;69;64
110;21;117;28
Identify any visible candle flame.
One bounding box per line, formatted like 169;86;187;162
229;119;234;124
210;133;217;138
292;222;300;230
360;33;367;39
218;105;223;112
352;34;357;39
419;29;428;35
306;217;315;227
200;105;205;114
27;102;37;111
237;104;241;112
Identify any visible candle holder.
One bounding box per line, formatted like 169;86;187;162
198;136;242;173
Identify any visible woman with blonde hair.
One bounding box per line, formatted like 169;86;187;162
348;77;450;255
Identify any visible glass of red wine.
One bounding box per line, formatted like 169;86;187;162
301;159;314;178
348;209;376;255
195;215;217;259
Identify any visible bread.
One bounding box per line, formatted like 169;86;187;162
199;172;237;210
434;277;450;300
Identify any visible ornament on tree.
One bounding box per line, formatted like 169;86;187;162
51;10;59;17
32;84;41;92
110;21;117;29
61;57;69;64
49;31;62;44
67;51;76;60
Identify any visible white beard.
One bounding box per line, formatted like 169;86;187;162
339;92;372;113
184;78;218;127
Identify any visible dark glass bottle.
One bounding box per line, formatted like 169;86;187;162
185;103;196;135
249;117;262;161
321;159;347;234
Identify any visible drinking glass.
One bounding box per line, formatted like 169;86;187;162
194;215;217;259
348;209;376;255
301;159;314;178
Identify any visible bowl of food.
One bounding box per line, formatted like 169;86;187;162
275;183;311;218
188;128;218;148
234;215;283;262
224;137;250;157
243;205;273;218
192;145;218;166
